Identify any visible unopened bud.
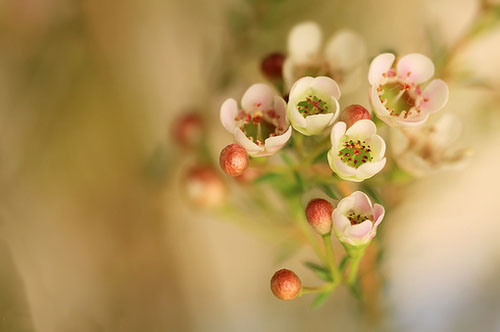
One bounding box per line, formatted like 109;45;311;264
340;104;371;128
261;52;285;81
183;165;226;208
305;198;333;235
270;269;302;300
172;113;204;148
219;144;249;177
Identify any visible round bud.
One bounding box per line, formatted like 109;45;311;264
219;144;249;177
270;269;302;300
172;113;204;148
260;52;285;81
305;198;333;235
340;104;371;128
183;165;226;208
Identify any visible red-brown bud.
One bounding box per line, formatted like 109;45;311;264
260;52;285;81
219;144;249;177
305;198;333;235
183;165;226;208
340;104;371;128
270;269;302;300
172;113;204;148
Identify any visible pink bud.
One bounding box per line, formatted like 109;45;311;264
270;269;302;300
340;104;371;128
172;113;204;148
305;198;333;235
219;144;249;177
260;52;285;81
183;165;226;208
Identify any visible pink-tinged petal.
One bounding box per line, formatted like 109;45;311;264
234;127;264;156
287;22;323;64
356;158;386;179
394;113;430;127
368;53;395;85
396;53;434;84
289;76;315;101
350;191;373;213
345;119;377;138
335;196;356;215
220;98;239;133
273;96;288;128
369;85;390;119
369;135;386;160
418;79;449;113
344;220;373;244
241;83;275;113
304;113;335;136
332;212;351;235
264;126;292;153
311;76;341;99
325;29;366;71
331;121;347;146
373;203;385;228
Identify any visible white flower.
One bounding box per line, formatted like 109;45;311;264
332;191;385;246
220;83;292;157
368;53;449;127
327;119;386;182
287;76;341;136
283;21;366;94
391;113;472;177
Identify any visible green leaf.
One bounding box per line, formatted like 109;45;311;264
254;172;283;184
312;291;330;309
304;262;332;282
280;152;294;166
293;171;305;192
320;184;338;200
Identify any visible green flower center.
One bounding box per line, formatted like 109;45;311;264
347;211;372;225
377;82;419;118
238;110;283;146
297;95;329;117
338;139;373;168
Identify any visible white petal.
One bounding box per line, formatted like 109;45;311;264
282;58;296;92
287;21;322;64
394;113;430;127
335;196;356;215
287;104;307;130
273;96;288;128
241;83;275;113
345;119;377;138
304;113;335;136
369;84;391;122
220;98;238;133
356;158;386;179
396;53;434;84
327;150;357;178
330;121;347;146
289;76;315;102
373;203;385;228
419;79;449;113
311;76;341;99
369;135;386;160
332;212;350;235
234;127;264;156
264;126;292;153
344;220;373;245
368;53;395;85
325;29;366;71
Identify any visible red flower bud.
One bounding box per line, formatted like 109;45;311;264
260;52;285;81
270;269;302;300
305;198;333;235
172;113;205;148
340;104;371;128
183;165;226;208
219;144;249;177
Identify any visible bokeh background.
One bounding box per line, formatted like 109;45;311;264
1;0;500;331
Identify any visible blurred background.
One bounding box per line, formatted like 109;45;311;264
1;0;500;331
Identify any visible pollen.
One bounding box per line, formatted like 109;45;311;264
337;139;374;168
297;95;329;117
347;211;372;225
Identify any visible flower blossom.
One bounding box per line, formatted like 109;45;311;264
283;21;366;94
327;119;386;182
220;83;292;157
287;76;341;136
368;53;449;127
332;191;385;246
391;113;472;177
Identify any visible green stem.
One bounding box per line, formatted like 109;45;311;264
301;136;331;167
294;132;305;158
299;283;332;296
322;233;341;283
347;255;362;286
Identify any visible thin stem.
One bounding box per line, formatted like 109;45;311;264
294;132;305;158
347;252;363;286
301;136;331;167
322;233;341;283
300;284;332;296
